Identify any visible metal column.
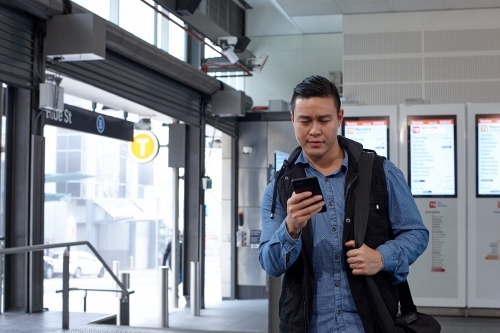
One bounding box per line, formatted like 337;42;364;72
159;266;169;327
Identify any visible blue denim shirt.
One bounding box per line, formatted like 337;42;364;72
259;151;429;333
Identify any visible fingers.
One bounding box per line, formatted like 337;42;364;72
285;191;324;237
345;242;383;276
345;240;355;248
289;191;324;210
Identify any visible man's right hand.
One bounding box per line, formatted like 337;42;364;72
285;191;324;239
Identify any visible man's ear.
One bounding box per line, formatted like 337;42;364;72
290;111;294;123
338;109;344;123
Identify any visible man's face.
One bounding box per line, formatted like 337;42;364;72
291;96;344;162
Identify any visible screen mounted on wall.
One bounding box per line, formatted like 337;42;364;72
476;114;500;197
408;115;457;197
342;116;389;158
274;150;290;174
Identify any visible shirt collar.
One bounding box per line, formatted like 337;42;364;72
295;149;349;173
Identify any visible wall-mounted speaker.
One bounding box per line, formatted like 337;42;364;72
176;0;202;16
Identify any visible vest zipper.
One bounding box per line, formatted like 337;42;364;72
344;175;358;200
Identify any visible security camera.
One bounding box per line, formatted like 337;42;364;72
222;49;240;64
218;36;238;50
246;53;268;73
134;118;152;130
242;146;252;154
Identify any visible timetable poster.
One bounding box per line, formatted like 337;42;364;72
343;117;389;158
408;116;456;196
477;115;500;196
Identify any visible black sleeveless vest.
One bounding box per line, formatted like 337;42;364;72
272;136;399;333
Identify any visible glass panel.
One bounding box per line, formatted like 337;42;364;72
44;118;175;323
67;135;81;150
67;151;81;173
204;128;222;301
168;14;186;61
72;0;111;20
56;152;66;173
119;0;155;44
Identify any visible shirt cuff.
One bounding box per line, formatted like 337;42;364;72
276;221;301;253
376;244;395;273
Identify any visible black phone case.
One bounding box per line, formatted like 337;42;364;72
291;177;327;213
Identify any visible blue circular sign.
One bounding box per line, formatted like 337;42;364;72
96;115;105;133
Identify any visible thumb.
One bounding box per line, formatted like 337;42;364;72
345;240;355;248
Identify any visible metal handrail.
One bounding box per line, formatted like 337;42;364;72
55;288;136;313
0;241;131;329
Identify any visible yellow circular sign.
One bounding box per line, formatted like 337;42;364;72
128;130;159;163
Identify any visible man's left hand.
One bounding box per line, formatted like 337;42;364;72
345;240;383;275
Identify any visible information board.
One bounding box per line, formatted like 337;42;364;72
399;104;466;308
408;116;457;197
342;116;389;158
476;114;500;196
274;150;290;173
467;105;500;309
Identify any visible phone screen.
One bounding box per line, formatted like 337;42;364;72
291;177;327;213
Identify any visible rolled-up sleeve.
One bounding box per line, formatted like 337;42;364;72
376;160;429;283
259;180;302;278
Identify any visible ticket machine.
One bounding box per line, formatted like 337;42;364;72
398;104;466;308
342;105;398;165
466;103;500;309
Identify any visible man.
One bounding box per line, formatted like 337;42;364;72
162;239;183;283
259;75;429;333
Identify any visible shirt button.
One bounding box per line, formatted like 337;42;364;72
329;201;333;206
346;218;351;223
332;227;337;232
335;282;340;287
324;178;329;182
334;254;339;259
336;310;341;315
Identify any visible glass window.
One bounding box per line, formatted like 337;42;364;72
138;163;154;185
68;136;82;150
72;0;111;20
168;14;186;61
67;152;81;173
119;0;155;44
204;39;245;91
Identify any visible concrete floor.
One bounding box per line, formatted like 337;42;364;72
2;299;500;333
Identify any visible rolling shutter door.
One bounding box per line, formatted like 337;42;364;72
0;3;35;88
49;50;204;128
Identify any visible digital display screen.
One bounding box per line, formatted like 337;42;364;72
275;150;290;173
477;114;500;197
342;116;389;158
408;115;457;197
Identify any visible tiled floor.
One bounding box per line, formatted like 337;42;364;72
2;299;500;333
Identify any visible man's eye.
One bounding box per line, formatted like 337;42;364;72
319;120;330;124
300;120;310;124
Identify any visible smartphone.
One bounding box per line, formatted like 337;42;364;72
291;176;327;213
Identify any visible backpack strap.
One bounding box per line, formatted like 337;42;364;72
355;150;398;333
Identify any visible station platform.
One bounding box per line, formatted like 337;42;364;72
2;299;500;333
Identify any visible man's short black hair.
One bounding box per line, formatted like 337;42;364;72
291;75;341;113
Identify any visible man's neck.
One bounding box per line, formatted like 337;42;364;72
306;144;344;176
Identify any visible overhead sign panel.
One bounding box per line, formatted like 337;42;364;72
476;114;500;197
408;115;457;197
43;105;134;142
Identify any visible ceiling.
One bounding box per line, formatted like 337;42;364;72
245;0;500;35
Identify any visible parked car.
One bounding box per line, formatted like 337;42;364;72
43;255;54;279
51;251;105;278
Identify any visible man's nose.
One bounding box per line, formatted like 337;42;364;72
309;122;321;135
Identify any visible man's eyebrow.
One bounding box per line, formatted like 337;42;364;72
297;115;312;119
